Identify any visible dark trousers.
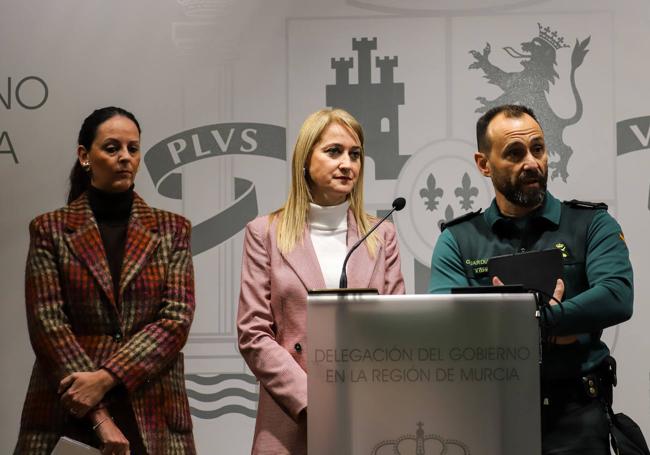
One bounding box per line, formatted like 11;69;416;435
542;392;611;454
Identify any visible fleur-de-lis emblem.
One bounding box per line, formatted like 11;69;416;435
454;173;479;210
420;174;444;211
437;204;455;231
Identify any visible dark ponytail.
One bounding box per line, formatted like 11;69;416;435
67;106;141;204
67;161;92;204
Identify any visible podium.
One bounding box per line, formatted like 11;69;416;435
307;293;541;455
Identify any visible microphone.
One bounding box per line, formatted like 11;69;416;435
339;197;406;288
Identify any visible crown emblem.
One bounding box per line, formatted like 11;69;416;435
371;422;470;455
537;23;570;50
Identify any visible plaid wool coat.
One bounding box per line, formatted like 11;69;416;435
14;192;196;454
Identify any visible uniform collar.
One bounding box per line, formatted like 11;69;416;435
484;192;561;231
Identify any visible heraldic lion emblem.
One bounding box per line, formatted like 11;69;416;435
469;23;590;182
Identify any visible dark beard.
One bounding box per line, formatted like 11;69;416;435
494;168;547;208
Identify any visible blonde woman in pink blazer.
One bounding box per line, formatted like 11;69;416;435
237;108;405;454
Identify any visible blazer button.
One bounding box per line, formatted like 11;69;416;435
113;332;123;342
294;343;302;353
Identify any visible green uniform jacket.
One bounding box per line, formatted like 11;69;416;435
428;192;633;378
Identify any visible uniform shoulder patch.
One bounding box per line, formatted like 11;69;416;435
439;209;482;232
563;199;608;210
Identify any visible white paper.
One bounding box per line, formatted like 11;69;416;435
51;437;101;455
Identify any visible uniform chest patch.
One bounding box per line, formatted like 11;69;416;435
554;242;569;259
465;257;489;277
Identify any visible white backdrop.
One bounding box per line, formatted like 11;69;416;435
1;0;649;453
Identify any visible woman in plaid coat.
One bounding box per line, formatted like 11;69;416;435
14;107;196;455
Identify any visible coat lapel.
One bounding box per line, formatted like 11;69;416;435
281;224;326;291
63;194;116;307
345;211;382;289
119;194;160;299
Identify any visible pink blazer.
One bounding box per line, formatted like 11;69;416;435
237;210;405;454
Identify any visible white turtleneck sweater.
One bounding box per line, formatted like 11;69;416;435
308;201;349;289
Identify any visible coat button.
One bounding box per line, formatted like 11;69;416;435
113;332;123;342
294;343;302;353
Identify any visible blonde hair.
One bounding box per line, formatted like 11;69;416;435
272;108;379;256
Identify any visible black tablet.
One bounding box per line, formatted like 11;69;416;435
487;248;563;303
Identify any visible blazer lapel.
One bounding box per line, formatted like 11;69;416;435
345;211;381;289
119;194;160;299
281;224;326;291
63;194;116;307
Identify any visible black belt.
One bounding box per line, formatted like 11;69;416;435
542;358;616;407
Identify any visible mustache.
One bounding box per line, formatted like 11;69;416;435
518;169;545;182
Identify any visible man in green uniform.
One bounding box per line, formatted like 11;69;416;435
428;104;633;454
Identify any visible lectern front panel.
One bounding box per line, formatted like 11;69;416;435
307;293;541;455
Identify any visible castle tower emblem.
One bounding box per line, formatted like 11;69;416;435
326;37;408;180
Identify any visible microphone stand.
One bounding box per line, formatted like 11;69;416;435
339;205;401;288
309;197;405;295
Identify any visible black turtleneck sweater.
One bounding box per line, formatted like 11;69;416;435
88;185;134;305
